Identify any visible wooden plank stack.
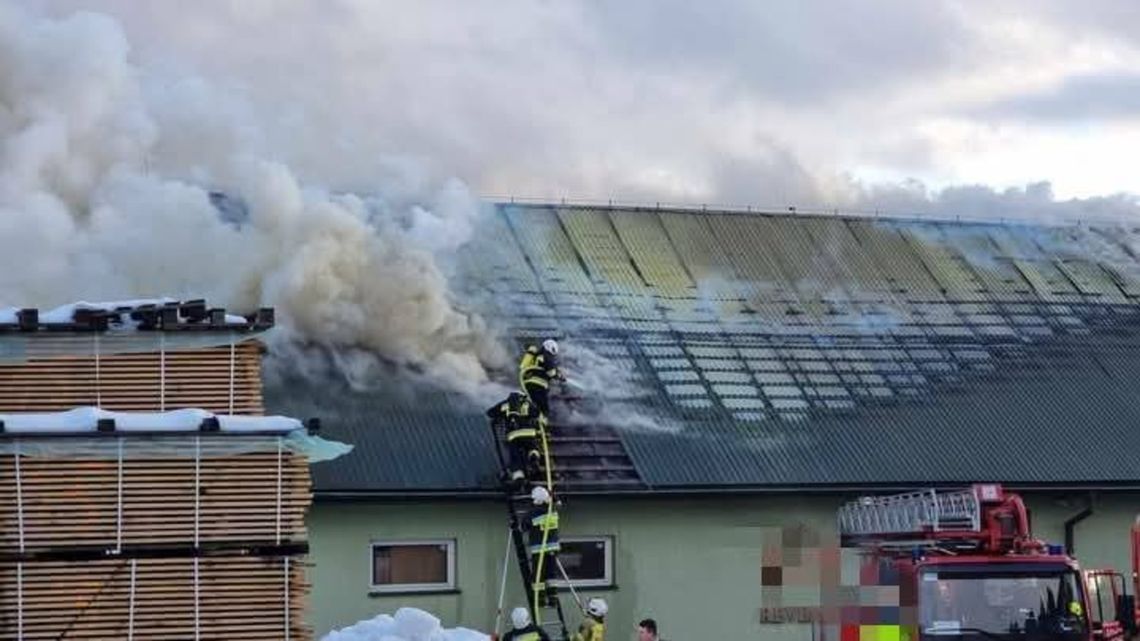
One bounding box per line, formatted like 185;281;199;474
0;300;315;640
0;342;266;414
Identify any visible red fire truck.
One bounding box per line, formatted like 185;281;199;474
837;484;1138;641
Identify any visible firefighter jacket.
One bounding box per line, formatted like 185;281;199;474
487;394;539;442
503;623;551;641
519;345;560;390
570;618;604;641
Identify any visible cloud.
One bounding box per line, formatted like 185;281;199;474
973;72;1140;122
582;0;978;103
10;1;1140;233
841;179;1140;225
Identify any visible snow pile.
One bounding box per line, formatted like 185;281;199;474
321;608;489;641
0;299;250;328
0;407;302;433
37;299;178;323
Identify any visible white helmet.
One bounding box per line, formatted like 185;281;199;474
586;597;608;617
542;339;559;355
531;485;551;505
511;606;531;629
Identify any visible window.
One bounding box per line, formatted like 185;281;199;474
369;539;456;593
549;536;614;589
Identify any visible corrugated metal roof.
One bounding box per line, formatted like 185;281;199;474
264;378;499;494
268;204;1140;494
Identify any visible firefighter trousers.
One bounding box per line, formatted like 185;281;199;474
507;437;539;481
524;383;550;417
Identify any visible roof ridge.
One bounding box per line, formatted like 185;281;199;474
491;198;1123;229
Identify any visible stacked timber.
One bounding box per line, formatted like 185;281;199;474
0;299;332;641
0;342;266;414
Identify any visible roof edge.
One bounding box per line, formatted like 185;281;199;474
489;198;1114;229
315;481;1140;502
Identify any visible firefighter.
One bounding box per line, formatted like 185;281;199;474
527;485;561;606
487;391;541;487
519;339;563;417
571;597;607;641
503;606;552;641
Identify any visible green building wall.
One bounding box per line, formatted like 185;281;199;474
306;492;1140;640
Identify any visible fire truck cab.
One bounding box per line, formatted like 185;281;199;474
838;484;1138;641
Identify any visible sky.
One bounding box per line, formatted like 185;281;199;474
14;0;1140;216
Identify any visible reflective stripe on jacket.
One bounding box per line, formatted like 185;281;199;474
571;620;604;641
520;346;559;388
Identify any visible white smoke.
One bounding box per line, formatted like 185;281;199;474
558;345;682;434
0;6;509;399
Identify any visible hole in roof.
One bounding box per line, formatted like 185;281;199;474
650;358;691;369
777;411;809;422
686;346;737;358
723;397;767;410
771;398;809;410
978;325;1018;337
953;349;990;360
655;370;700;382
693;358;744;371
762;385;803;397
705;371;752;384
732;411;767;422
747;359;786;371
642;345;685;357
713;384;759;396
907;349;943;361
784;348;824;359
665;384;707;397
816;386;849;397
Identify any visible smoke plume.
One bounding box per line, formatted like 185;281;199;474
0;6;508;399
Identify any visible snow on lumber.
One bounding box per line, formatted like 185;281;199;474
38;298;179;323
321;608;490;641
0;407;303;433
0;298;252;326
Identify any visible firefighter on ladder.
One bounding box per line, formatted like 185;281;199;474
519;339;563;418
486;391;542;487
527;485;561;609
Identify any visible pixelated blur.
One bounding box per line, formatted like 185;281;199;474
757;523;914;641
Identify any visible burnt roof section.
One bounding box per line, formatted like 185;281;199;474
0;299;274;334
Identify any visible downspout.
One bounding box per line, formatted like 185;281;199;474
1064;492;1095;556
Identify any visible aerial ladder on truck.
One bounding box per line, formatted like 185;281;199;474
837;485;1137;641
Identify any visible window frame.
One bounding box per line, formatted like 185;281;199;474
368;538;457;594
548;535;615;589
